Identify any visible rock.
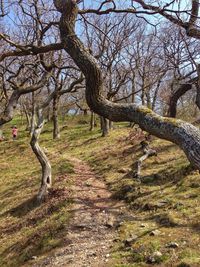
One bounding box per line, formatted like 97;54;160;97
118;168;132;174
124;235;138;246
140;223;146;228
31;256;37;260
87;251;97;257
149;230;161;236
166;242;179;248
105;216;115;228
85;181;92;187
157;200;169;207
190;182;200;188
147;251;163;264
142;203;156;211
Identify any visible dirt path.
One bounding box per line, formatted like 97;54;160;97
34;157;127;267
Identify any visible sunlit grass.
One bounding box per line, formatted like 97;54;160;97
1;114;200;266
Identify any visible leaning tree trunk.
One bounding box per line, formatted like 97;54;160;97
54;0;200;170
30;109;52;202
52;93;60;139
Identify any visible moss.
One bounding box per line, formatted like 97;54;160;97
138;106;153;115
161;116;183;127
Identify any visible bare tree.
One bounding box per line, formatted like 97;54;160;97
30;75;83;201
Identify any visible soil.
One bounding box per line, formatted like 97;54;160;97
33;157;127;267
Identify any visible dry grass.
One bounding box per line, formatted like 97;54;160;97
1;116;200;266
66;122;200;267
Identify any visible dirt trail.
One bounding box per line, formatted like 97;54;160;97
34;158;127;267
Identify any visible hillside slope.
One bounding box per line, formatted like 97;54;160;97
0;116;200;266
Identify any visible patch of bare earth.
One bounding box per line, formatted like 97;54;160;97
33;158;127;267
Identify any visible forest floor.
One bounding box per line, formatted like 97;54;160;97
0;116;200;267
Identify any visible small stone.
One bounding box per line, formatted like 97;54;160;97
85;182;91;187
157;200;169;207
31;256;37;260
166;242;179;248
124;235;138;246
87;251;97;257
147;251;162;264
140;223;146;228
105;217;115;228
118;168;131;174
149;230;161;236
106;254;110;258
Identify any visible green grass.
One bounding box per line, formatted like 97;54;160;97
1;115;200;266
60;117;200;267
0;116;75;267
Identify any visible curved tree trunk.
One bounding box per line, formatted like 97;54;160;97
30;109;52;202
54;0;200;170
167;83;193;118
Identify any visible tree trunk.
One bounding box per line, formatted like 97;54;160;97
30;109;52;202
134;141;157;179
30;92;36;136
83;109;88;116
109;120;113;130
195;65;200;110
0;90;20;126
23;105;31;131
168;83;192;118
54;0;200;170
47;85;52;122
52;94;60;139
90;111;95;131
100;116;109;137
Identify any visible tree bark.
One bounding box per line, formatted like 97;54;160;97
109;120;113;130
52;93;60;139
167;83;193;118
90;111;95;131
196;65;200;110
22;103;31;131
134;141;157;179
30;109;52;202
30;92;36;136
54;0;200;170
100;116;109;137
0;91;20;126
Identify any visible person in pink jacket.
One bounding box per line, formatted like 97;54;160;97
12;126;18;140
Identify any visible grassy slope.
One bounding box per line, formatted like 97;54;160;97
0;117;75;267
0;116;200;266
